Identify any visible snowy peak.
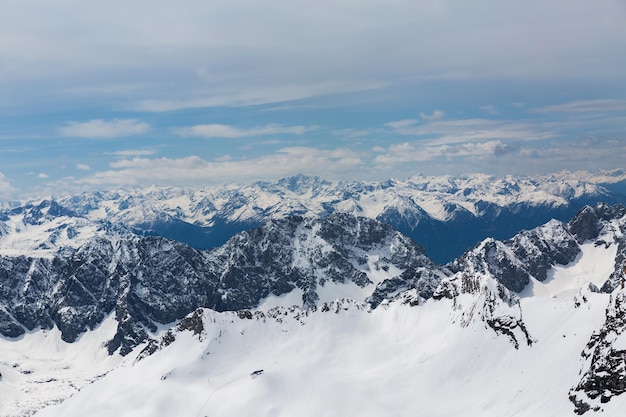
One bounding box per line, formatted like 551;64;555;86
433;269;533;349
431;203;626;351
448;204;626;297
210;213;446;310
0;212;447;355
2;171;616;263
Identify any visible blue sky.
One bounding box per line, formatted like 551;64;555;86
1;0;626;199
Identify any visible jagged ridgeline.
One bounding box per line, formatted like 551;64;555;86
0;213;446;355
2;201;626;358
2;173;622;264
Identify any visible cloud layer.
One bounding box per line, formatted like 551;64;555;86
175;124;318;139
80;147;363;186
59;119;150;138
2;0;625;111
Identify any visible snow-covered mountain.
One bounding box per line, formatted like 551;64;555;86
0;213;446;356
1;203;626;416
4;172;619;264
2;168;626;417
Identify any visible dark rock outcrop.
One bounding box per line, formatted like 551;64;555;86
0;214;445;355
570;289;626;413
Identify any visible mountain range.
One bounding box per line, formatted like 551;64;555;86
1;172;626;416
3;171;625;264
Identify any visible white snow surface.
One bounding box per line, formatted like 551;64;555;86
0;315;134;417
521;241;618;300
0;213;105;258
27;294;625;417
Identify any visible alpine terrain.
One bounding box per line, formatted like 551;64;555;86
0;173;625;416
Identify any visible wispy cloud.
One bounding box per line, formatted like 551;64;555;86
332;128;373;140
79;147;363;186
175;123;318;139
385;111;445;130
37;173;49;179
386;116;558;145
480;105;498;115
132;81;387;112
75;163;91;171
106;149;159;157
530;99;626;114
58;119;150;138
374;140;515;166
419;110;445;121
385;119;420;129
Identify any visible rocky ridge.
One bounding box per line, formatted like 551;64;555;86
0;213;445;355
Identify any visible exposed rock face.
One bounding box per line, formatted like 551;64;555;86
3;203;624;356
447;204;626;295
570;288;626;414
507;219;580;282
0;214;446;355
569;204;626;244
568;203;626;292
448;219;580;295
433;270;533;349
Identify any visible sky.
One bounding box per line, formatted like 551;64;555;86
1;0;626;199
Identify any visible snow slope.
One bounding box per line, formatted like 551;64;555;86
0;315;133;417
31;293;623;417
521;241;618;300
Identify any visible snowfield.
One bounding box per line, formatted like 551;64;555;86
25;292;623;417
0;315;131;417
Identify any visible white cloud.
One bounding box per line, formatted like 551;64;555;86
175;123;318;139
419;110;445;121
530;99;626;114
76;163;91;171
480;105;498;115
386;117;558;145
0;172;15;196
59;119;150;138
374;140;515;167
107;149;158;157
371;135;626;176
37;173;49;179
80;147;363;186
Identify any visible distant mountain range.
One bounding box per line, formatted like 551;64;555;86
3;171;625;263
